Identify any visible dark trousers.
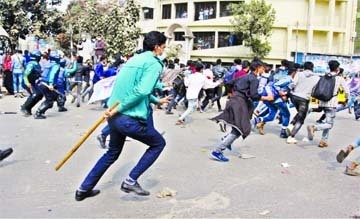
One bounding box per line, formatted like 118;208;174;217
166;88;178;112
201;89;215;110
79;112;166;191
211;86;223;110
22;82;43;112
3;70;13;95
101;124;111;137
36;83;58;114
290;95;309;137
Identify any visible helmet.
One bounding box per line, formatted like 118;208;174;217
30;50;42;61
49;50;61;62
59;58;66;67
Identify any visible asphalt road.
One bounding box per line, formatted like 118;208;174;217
0;96;359;218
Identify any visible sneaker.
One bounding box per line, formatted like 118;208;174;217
58;107;68;112
318;141;328;148
175;119;185;125
210;151;229;162
280;129;288;138
286;136;297;144
256;122;265;135
34;113;46;119
199;108;205;113
336;149;349;163
286;124;294;135
344;166;360;176
226;145;232;151
20;106;32;117
165;111;174;115
0;148;13;161
306;125;315;141
96;134;107;149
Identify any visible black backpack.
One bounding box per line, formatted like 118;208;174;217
311;73;336;101
172;74;184;90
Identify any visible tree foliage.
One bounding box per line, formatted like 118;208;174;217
0;0;64;47
65;0;141;56
231;0;275;58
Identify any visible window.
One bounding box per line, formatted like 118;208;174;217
193;32;215;50
162;4;171;19
218;32;243;47
220;1;242;17
174;32;185;41
175;3;187;18
194;2;216;21
143;7;153;19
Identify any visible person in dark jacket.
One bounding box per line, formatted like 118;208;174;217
20;50;43;116
210;60;266;162
68;56;86;107
34;51;61;119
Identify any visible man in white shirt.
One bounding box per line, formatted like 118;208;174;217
176;62;222;125
307;60;350;148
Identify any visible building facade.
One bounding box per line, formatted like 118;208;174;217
138;0;358;65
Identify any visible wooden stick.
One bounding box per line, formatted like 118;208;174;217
55;102;119;171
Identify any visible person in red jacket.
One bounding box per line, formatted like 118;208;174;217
3;53;13;95
233;60;250;79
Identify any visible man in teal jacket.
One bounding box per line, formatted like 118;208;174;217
75;31;170;201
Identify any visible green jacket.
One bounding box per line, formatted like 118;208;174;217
23;61;41;85
107;51;163;120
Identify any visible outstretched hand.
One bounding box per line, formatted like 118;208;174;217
158;95;172;106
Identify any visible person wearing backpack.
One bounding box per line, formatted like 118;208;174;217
286;62;319;144
307;60;349;148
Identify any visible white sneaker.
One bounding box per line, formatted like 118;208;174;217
287;124;294;134
286;136;297;144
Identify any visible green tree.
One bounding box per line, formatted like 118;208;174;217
230;0;275;58
65;0;140;56
0;0;64;48
104;0;140;56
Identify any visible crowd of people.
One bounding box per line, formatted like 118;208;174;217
0;31;359;201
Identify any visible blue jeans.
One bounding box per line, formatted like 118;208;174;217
314;107;336;143
101;124;110;137
166;88;178;112
13;72;23;93
79;112;166;191
262;101;290;128
215;128;242;152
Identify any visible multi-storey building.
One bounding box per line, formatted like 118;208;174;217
138;0;358;65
